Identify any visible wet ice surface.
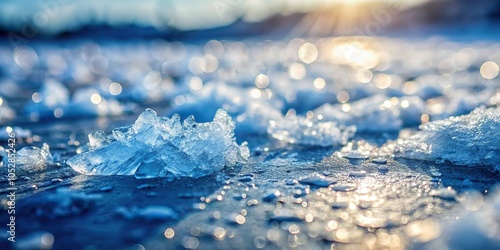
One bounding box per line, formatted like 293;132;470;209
3;141;500;250
0;35;499;249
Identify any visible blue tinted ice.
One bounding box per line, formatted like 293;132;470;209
394;107;500;169
67;108;249;178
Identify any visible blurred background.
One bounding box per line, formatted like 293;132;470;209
0;0;499;39
0;0;498;128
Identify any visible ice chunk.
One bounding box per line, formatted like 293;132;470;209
15;143;53;168
393;106;500;169
268;113;355;147
314;95;425;132
67;108;249;178
88;130;111;149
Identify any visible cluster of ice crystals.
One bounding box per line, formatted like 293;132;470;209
0;143;54;169
17;143;53;168
268;114;356;147
394;106;500;169
67;108;249;178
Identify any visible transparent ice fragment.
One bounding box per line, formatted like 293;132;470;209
67;141;143;175
16;143;53;168
112;125;134;143
67;108;249;178
88;130;111;149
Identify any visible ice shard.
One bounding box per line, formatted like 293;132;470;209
67;108;249;178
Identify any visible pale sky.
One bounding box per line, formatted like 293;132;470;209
0;0;428;34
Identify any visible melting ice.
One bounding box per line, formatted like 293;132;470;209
67;108;249;178
394;106;500;169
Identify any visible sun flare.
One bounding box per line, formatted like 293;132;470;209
292;0;417;36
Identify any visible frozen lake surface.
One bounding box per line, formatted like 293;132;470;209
0;35;499;249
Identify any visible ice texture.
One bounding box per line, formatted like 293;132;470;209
313;95;426;132
13;143;54;168
394;107;500;169
67;108;249;178
268;113;356;147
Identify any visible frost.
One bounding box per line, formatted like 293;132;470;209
393;107;500;169
67;108;249;178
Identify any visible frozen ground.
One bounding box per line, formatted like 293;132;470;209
0;35;499;249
